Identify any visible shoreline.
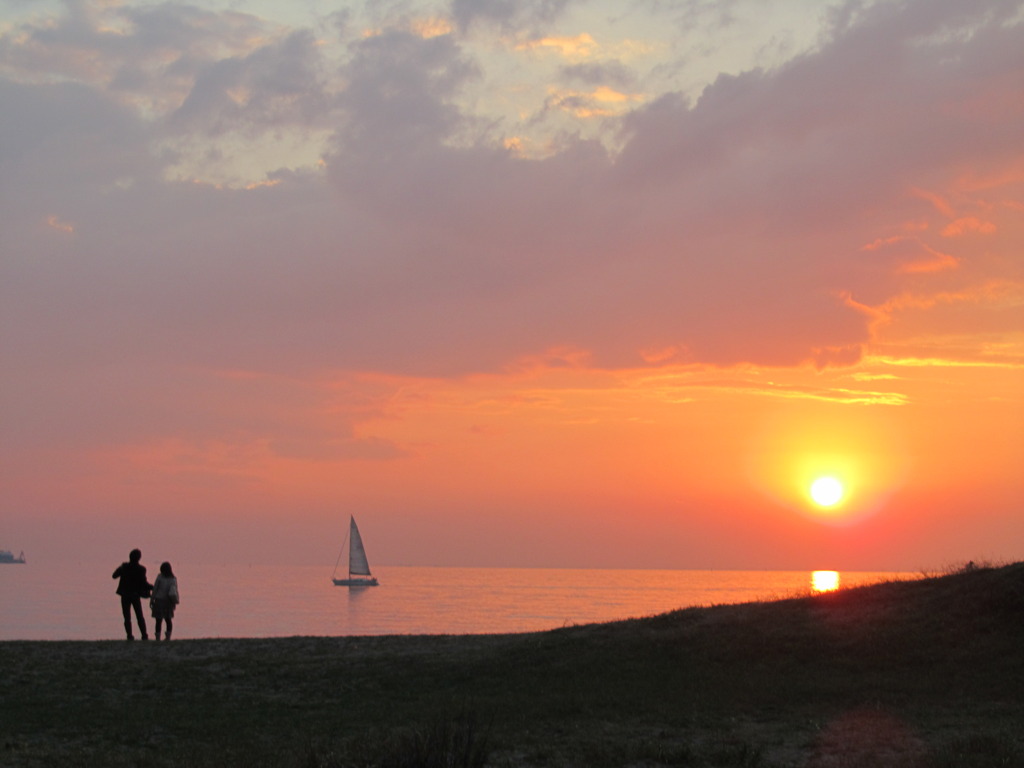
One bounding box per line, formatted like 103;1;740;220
0;565;918;642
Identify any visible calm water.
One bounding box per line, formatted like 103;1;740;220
0;562;912;641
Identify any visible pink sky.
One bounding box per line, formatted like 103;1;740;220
1;0;1022;570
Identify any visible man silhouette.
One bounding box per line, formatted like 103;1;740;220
113;549;151;640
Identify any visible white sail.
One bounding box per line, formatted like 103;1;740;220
348;516;372;576
332;515;379;586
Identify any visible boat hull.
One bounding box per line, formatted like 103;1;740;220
332;577;379;587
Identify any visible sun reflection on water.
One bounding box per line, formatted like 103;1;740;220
812;570;840;593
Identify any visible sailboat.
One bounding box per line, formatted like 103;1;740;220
332;516;379;586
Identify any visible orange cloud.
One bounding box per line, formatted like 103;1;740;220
862;236;958;274
880;279;1023;313
941;217;997;237
897;245;958;274
516;33;597;59
911;187;955;218
46;215;74;233
861;235;907;251
546;85;644;118
871;355;1023;370
412;18;453;39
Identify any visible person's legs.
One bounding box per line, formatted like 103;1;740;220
120;596;134;639
154;616;163;640
131;597;148;639
165;617;172;640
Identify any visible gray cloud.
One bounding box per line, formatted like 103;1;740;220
332;29;480;158
168;29;330;135
450;0;573;33
559;60;637;88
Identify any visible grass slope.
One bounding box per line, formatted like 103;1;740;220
2;562;1022;767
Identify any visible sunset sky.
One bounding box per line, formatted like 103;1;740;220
2;0;1021;571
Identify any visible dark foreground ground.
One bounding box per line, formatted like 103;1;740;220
2;563;1022;768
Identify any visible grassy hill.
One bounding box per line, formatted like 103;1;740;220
2;562;1022;767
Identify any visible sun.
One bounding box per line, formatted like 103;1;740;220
809;476;844;507
811;570;841;592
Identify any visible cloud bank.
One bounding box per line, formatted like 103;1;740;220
1;0;1021;458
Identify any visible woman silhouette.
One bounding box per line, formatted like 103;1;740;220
151;561;180;640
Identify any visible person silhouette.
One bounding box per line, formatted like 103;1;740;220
112;549;151;640
151;561;180;640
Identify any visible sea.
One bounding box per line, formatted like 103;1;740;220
0;562;916;642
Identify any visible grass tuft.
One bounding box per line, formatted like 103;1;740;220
300;710;490;768
380;710;491;768
930;733;1024;768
